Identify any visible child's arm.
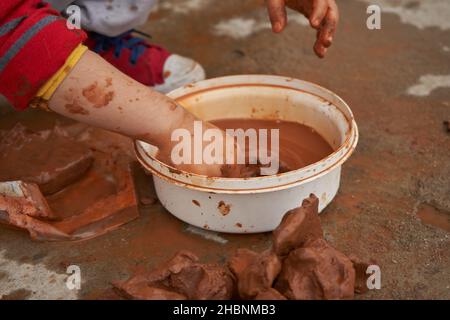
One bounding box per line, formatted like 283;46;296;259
48;50;224;176
0;0;224;176
266;0;339;58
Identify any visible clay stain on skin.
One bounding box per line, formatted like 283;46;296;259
218;201;231;216
192;200;200;207
169;102;178;111
65;100;89;115
82;81;115;108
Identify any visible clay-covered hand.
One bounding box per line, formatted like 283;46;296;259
266;0;339;58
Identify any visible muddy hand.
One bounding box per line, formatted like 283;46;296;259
266;0;339;58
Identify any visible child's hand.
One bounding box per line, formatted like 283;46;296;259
266;0;339;58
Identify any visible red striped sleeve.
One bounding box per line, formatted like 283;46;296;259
0;0;86;110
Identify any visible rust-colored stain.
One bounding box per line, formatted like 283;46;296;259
218;201;231;216
168;167;183;175
192;200;200;207
235;223;242;228
65;99;89;115
82;81;115;108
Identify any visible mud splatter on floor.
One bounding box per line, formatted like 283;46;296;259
416;203;450;233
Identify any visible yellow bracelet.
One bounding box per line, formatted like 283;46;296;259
31;44;88;110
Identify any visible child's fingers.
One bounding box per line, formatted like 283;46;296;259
314;2;339;58
314;39;327;58
318;15;334;48
309;0;329;29
322;2;339;44
266;0;288;33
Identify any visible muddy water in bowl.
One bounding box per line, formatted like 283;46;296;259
135;75;358;233
210;118;334;174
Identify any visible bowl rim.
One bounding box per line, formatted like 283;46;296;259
134;75;359;194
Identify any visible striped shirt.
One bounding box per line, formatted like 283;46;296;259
0;0;86;110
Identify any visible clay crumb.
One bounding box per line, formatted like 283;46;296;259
235;223;242;228
218;201;231;216
168;167;183;175
192;200;200;207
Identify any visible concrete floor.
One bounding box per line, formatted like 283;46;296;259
0;0;449;299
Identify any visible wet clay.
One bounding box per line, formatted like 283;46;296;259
0;124;139;241
116;194;370;300
273;194;323;256
254;288;287;300
0;124;94;195
211;118;334;174
114;250;234;300
0;181;53;220
274;238;355;300
228;248;281;299
349;255;372;294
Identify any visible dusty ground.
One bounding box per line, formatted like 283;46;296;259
0;0;449;300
